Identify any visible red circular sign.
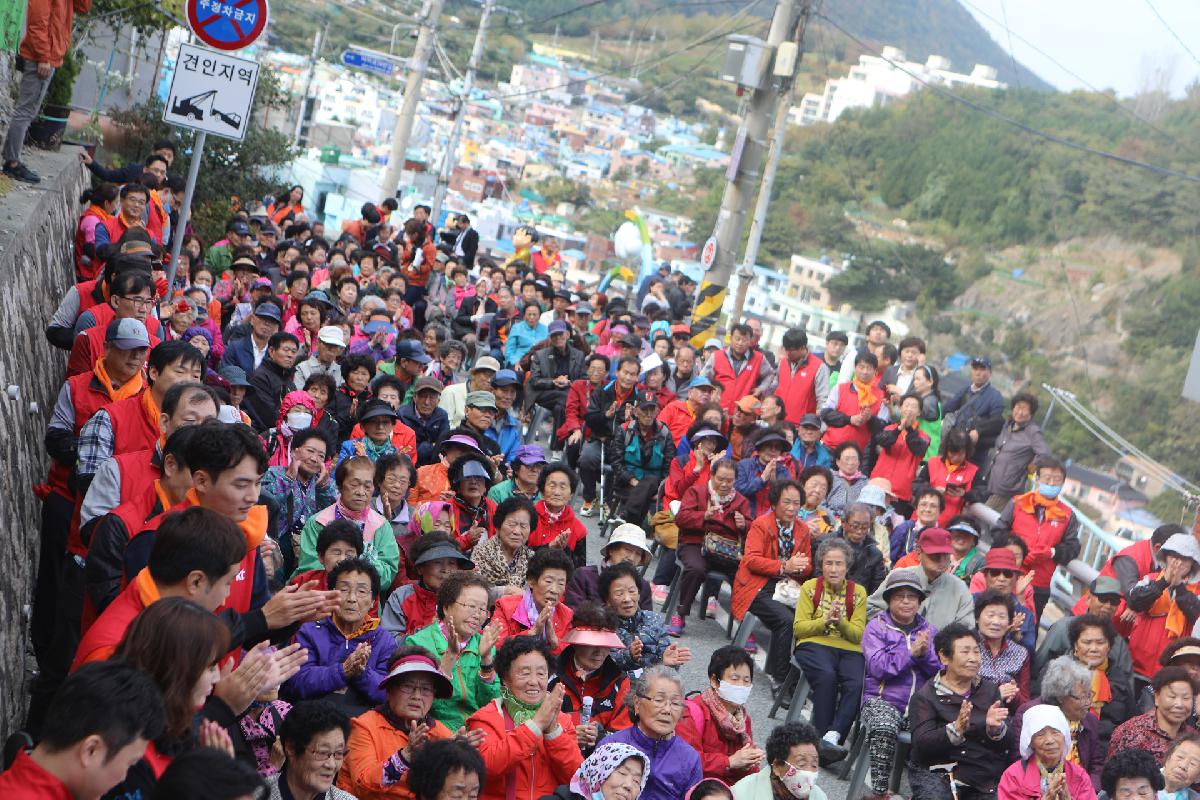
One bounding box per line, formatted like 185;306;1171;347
186;0;269;51
700;236;718;270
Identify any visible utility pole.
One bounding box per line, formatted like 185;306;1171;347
293;26;324;147
381;0;446;198
552;23;559;49
430;0;495;223
690;0;804;345
732;0;814;320
591;30;599;60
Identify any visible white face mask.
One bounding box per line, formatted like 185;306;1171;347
779;764;819;799
286;411;313;430
716;680;752;706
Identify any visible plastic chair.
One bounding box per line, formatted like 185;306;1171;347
698;571;735;636
732;613;759;648
660;569;683;622
525;404;551;445
891;730;912;794
767;660;812;722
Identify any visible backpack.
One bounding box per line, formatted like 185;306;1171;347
811;576;856;620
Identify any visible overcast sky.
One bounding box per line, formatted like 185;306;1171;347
962;0;1200;97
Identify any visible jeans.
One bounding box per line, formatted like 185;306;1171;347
32;492;73;666
793;641;865;739
748;588;795;684
3;58;53;163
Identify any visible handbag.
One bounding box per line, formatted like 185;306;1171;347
772;578;803;608
702;531;742;568
652;509;678;550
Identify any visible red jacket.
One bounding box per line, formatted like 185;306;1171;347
677;695;757;784
493;593;573;655
659;399;698;446
776;352;822;423
529;501;586;549
1007;492;1075;589
467;700;583;800
556;378;593;442
732;511;813;620
103;391;162;459
553;648;633;735
665;453;709;505
926;456;979;526
711;348;766;414
869;422;930;502
674;482;750;547
20;0;91;65
0;751;72;799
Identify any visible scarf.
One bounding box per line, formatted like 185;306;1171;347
333;614;380;641
93;358;144;402
360;435;397;461
951;546;979;579
500;684;542;726
1089;660;1112;714
1066;722;1081;767
1148;575;1200;638
838;468;863;482
542;502;566;525
1014;490;1071;521
569;743;650;797
777;518;795;560
700;687;751;746
708;480;735;511
851;377;880;409
335;501;371;526
89;203;115;225
141;389;162;435
520;588;545;635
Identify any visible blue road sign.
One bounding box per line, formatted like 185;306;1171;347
341;49;396;77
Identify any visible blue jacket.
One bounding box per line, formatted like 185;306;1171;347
504;320;547;366
287;618;396;711
791;439;833;469
485;409;522;465
600;726;702;800
398;401;449;467
734;457;799;518
219;335;259;377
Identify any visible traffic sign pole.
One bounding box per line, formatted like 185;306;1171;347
165;131;206;296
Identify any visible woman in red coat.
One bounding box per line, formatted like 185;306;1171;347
677;645;764;785
668;459;750;637
492;547;575;655
664;426;727;506
467;637;583;800
869;394;930;503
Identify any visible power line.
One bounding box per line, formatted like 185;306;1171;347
1142;0;1200;69
997;0;1021;90
505;0;608;29
817;11;1200;186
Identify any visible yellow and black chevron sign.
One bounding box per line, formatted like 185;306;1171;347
689;280;727;349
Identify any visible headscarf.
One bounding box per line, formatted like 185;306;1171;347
267;391;319;467
568;742;651;797
407;500;457;537
1019;704;1072;761
183;325;213;348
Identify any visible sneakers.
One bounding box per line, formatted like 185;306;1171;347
705;597;719;617
651;584;669;603
666;614;685;637
743;634;758;655
579;500;595;517
3;161;40;183
817;730;848;765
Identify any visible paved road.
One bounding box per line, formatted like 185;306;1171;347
577;506;866;800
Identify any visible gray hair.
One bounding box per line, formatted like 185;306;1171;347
1040;655;1092;703
845;503;874;523
359;295;386;312
816;536;855;568
626;665;684;711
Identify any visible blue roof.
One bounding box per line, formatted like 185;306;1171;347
660;144;727;159
1117;507;1164;527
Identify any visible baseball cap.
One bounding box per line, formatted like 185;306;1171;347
916;527;953;555
575;302;593;314
304;290;333;307
636;390;660;409
982;547;1020;573
359;399;399;423
105;318;151;349
514;444;548;466
620;333;642;349
219;365;250;387
798;413;822;429
317;326;346;347
254;302;282;323
703;337;722;350
735;395;762;415
472;356;501;373
466;390;498;410
1091;576;1122;599
971;356;993;369
492;369;519;388
554;289;572;301
548;320;570;336
229;220;252;236
686;376;715;391
395;340;432;364
413;376;444;395
670;323;691;336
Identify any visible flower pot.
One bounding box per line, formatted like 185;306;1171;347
27;104;72;150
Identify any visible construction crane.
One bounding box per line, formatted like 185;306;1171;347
171;90;242;128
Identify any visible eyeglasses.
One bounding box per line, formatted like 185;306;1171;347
294;446;327;459
453;601;488;616
637;693;684;712
393;681;436;697
307;747;348;762
119;295;156;308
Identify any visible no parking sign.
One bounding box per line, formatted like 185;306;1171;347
186;0;269;51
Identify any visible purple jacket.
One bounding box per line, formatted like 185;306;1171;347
601;726;702;800
287;618;396;709
861;611;942;713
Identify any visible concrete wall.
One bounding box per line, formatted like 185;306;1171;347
0;149;86;734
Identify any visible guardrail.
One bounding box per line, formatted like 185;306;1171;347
967;500;1127;617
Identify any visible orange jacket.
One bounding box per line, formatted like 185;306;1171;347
338;709;454;800
21;0;90;65
732;511;813;620
467;700;583;800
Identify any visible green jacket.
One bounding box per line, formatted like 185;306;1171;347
295;505;399;588
406;622;500;731
486;478;539;505
205;242;233;274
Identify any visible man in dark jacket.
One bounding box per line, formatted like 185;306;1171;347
220;301;281;377
398;376;450;466
605;391;672;525
529;320;585;430
439;213;479;270
81;140;176;183
487;285;520;361
942;356;1006;468
825;503;887;594
578;355;643;516
243;332;299;430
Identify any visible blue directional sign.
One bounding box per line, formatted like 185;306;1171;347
341;49;397;77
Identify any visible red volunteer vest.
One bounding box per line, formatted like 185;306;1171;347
712;348;765;413
1008;494;1073;589
75;208;109;280
75;279;104;316
1071;538;1156;615
46;373;124;498
926;456;979;525
777;352;822;422
66;324;161;377
869;424;929;502
105;394;161;458
822;385;883;451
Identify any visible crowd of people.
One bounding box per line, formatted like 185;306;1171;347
4;149;1200;800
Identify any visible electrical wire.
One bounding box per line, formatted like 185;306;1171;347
997;0;1022;90
1142;0;1200;69
504;0;608;30
817;11;1200;186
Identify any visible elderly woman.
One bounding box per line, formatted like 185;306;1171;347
669;458;750;637
383;534;474;641
267;700;357;800
287;559;397;716
1161;734;1200;799
447;451;497;552
550;604;636;748
858;570;942;800
1108;666;1199;764
601;666;703;800
473;496;537;600
975;589;1031;710
677;646;763;786
1014;656;1104;787
602;563;690;674
1056;614;1133;746
837;503;887;594
493;547;576;654
733;480;814;691
730;721;827;800
998;704;1097;800
1125;531;1200;681
795;465;838;538
908;624;1015;800
467;637;584;800
544;742;651;800
405;571;502;731
825;443;867;519
340;646;482;799
793;537;868;760
531;463;588;567
407;739;487;800
1098;749;1165;800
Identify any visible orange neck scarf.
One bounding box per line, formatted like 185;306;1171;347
1014;490;1071;521
93;359;144;402
184;488;268;550
90;204;115;224
851;377;879;409
1148;573;1200;637
133;567;162;608
1090;660;1112;715
141;389;162;434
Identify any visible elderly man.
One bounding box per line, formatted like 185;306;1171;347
440;355;499;429
530;319;585;433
